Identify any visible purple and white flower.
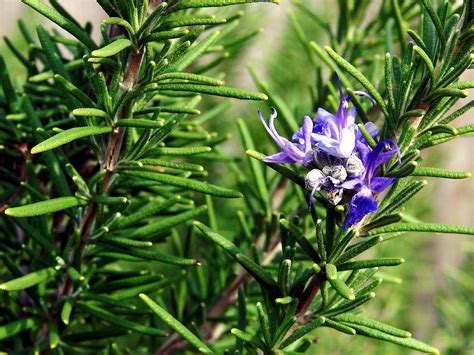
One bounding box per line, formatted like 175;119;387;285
341;139;399;228
258;75;399;228
258;108;314;167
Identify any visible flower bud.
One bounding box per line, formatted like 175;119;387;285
345;154;365;177
322;165;347;184
305;169;326;191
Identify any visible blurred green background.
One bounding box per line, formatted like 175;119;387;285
0;1;472;353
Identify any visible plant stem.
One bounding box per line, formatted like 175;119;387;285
59;47;145;301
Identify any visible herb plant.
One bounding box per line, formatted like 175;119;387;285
0;0;472;354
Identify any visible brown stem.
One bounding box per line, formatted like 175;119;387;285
59;47;145;300
295;275;321;321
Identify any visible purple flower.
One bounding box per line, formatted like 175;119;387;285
341;139;400;228
293;76;376;159
258;74;400;229
258;108;314;167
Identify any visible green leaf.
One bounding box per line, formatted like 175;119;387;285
61;298;73;325
103;17;135;36
139;294;212;353
31;126;112;154
0;55;19;111
155;83;267;100
193;222;280;294
22;96;72;196
333;314;411;338
441;100;474;124
106;245;200;266
160;17;227;30
173;0;279;10
80;294;137;310
193;221;240;254
129;206;208;239
280;317;325;348
391;0;406;54
73;108;108;118
377;180;427;215
48;318;59;349
323;318;356;335
117;118;164;128
63;327;127;342
90;274;163;294
139;159;204;172
149;146;212;156
123;170;242;198
144;29;190;42
362;214;403;232
91;195;127;205
278;260;291;296
0;267;57;291
54;74;97;108
78;302;167;336
336;258;404;271
92;39;132;57
230;328;266;350
418;0;446;46
326;264;355;300
280;219;321;263
113;196;180;229
156;73;223;86
107;273;184;301
411;167;471;179
413;45;435;83
166;31;221;72
337;237;384;265
236;253;281;294
37;26;70;80
137;2;168;37
320;293;375;318
365;223;474;236
407;29;428;53
425;124;458;136
347;323;439;354
102;237;153;248
21;0;96;49
325;46;389;118
0;318;37;340
5;196;87;217
357;123;377;148
426;88;469;101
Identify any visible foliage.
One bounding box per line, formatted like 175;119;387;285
0;0;472;354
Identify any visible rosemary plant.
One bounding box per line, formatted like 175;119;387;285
0;0;472;354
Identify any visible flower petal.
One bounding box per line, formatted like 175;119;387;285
353;90;376;106
316;108;339;137
338;126;357;158
370;176;397;194
365;139;399;181
264;152;298;164
340;177;363;190
258;108;285;149
343;188;378;228
302;115;314;153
